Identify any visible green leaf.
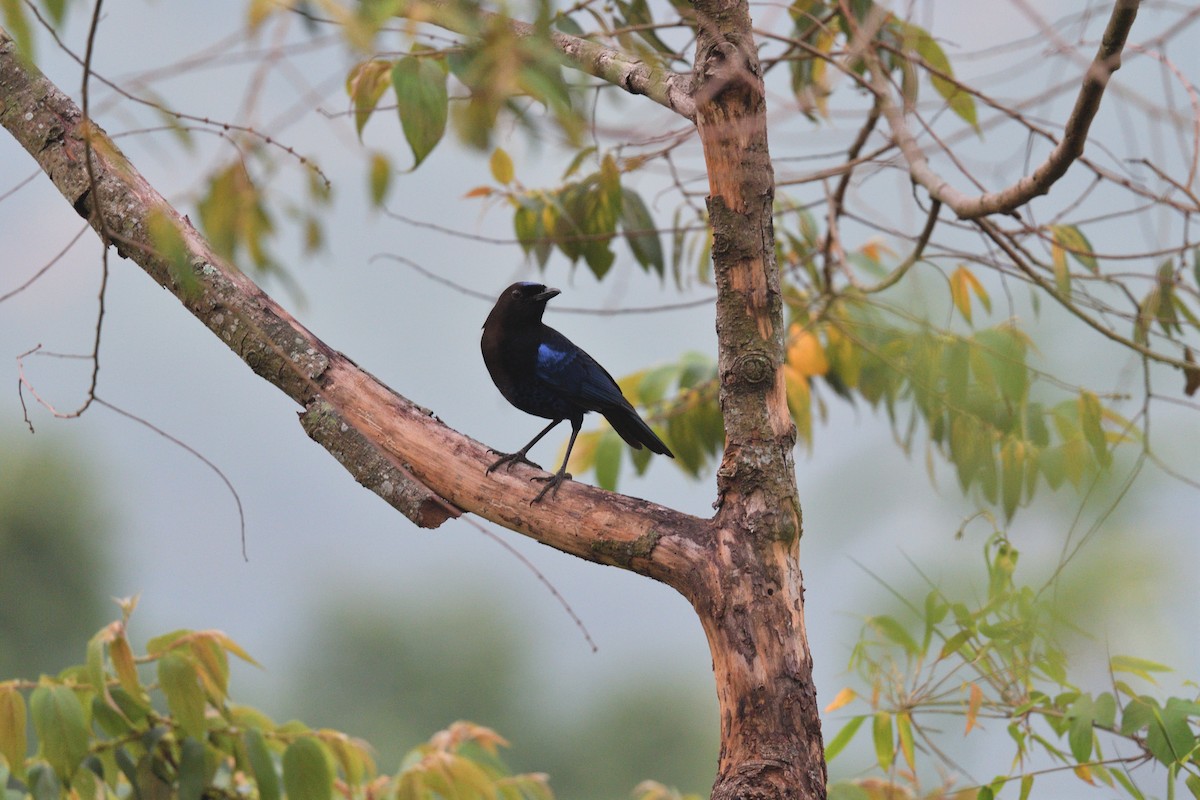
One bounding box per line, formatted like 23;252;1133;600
91;696;133;738
41;0;66;25
1;0;35;59
553;13;584;35
1094;692;1117;729
147;208;200;300
976;326;1029;405
146;629;192;655
824;715;865;762
244;728;281;800
593;429;623;491
1120;695;1158;736
910;26;977;128
30;684;90;782
177;738;207;800
938;629;973;660
1050;225;1099;273
392;55;449;169
1111;767;1145;800
1146;698;1197;766
868;615;919;655
872;712;895;771
346;60;392;139
1185;774;1200;800
999;436;1025;521
26;763;60;800
0;686;27;781
1111;654;1172;683
827;783;872;800
1019;774;1034;800
1066;694;1095;763
283;737;333;800
157;651;207;740
620;189;664;276
1077;390;1110;467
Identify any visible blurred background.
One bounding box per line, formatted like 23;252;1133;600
1;2;1197;798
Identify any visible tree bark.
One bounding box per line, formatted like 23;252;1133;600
688;0;826;795
1;16;825;799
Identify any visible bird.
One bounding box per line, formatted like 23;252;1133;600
481;281;674;503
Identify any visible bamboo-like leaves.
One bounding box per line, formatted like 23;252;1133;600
835;534;1200;799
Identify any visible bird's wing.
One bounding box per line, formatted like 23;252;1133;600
534;330;630;411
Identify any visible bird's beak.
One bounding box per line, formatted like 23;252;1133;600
535;287;561;302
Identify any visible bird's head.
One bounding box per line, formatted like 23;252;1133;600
486;281;561;326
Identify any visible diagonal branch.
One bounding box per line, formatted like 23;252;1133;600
867;0;1140;220
0;26;708;586
410;0;696;119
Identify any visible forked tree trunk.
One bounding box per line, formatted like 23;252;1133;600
0;9;826;796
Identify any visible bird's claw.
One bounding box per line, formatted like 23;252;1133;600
529;472;571;504
486;450;542;474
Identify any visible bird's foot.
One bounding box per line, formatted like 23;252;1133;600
529;471;572;504
486;450;542;475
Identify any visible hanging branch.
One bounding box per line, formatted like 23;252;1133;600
867;0;1141;220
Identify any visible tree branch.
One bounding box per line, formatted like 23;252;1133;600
868;0;1141;220
0;26;708;585
412;0;697;119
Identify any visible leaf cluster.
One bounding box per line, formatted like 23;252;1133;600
0;602;551;800
824;534;1200;800
786;0;978;127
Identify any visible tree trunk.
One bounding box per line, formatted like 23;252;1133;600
687;0;827;796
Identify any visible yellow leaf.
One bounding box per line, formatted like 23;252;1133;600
1052;242;1070;296
950;267;972;323
787;325;829;377
896;712;916;772
825;687;857;713
490;148;515;184
1074;764;1095;785
950;264;994;324
463;186;494;199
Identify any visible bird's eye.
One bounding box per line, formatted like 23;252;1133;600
511;289;521;298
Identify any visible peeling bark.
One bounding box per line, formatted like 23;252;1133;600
688;0;826;795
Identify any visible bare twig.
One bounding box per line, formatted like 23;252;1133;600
867;0;1141;220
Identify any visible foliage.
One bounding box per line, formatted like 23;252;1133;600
4;0;1200;799
825;533;1200;800
0;603;553;800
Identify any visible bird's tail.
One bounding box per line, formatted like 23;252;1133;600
603;405;674;457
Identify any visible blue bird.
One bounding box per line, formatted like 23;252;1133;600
481;282;674;502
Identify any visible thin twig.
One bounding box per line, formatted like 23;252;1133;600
460;516;598;652
95;397;249;561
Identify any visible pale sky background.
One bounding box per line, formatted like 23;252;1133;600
1;1;1198;796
